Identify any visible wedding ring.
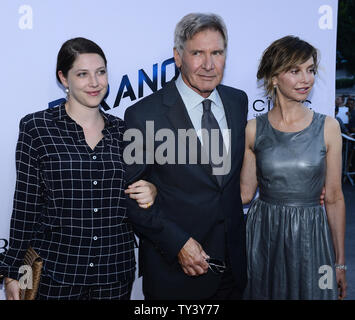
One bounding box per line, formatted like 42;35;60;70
145;202;153;209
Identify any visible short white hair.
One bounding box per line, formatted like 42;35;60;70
174;13;228;55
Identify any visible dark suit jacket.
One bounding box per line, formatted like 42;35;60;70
124;80;248;299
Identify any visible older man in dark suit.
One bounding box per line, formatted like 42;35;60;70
124;13;248;300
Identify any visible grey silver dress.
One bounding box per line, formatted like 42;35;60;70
244;112;338;300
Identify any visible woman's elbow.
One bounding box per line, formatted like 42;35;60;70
325;189;345;206
241;187;256;204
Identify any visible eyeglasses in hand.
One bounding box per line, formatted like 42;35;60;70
206;258;226;274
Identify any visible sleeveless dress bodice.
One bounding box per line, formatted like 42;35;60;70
255;112;326;206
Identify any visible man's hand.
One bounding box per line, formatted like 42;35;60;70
320;186;325;206
178;238;210;276
125;180;157;209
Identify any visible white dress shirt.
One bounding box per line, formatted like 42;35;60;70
175;74;230;151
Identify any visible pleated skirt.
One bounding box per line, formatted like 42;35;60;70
244;198;338;300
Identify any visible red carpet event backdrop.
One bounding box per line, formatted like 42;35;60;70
0;0;337;299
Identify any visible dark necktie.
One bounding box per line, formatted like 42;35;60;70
201;99;226;186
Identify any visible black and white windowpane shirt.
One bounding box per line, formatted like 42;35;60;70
0;104;135;285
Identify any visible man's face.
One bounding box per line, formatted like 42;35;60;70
335;96;344;107
347;99;355;110
174;29;226;98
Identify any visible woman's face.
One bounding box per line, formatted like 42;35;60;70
59;53;108;109
273;57;315;103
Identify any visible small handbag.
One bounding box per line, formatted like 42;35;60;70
20;247;43;300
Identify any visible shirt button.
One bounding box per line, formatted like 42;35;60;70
89;263;94;267
93;181;98;185
92;155;97;160
93;208;98;213
93;236;98;241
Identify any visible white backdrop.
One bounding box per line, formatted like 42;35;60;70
0;0;338;300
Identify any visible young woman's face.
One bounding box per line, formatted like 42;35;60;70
273;57;315;103
59;53;108;108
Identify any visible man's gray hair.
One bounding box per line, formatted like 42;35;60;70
174;13;228;55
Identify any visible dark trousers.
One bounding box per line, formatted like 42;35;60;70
144;267;243;300
145;255;243;300
37;272;133;300
206;264;243;300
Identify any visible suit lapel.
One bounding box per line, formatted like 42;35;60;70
163;81;194;132
217;86;239;187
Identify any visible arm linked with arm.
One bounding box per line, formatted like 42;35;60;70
123;108;190;264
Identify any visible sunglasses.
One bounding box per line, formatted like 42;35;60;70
206;258;226;274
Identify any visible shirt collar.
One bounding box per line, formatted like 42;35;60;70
52;102;118;128
175;74;221;112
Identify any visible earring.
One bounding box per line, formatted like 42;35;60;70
65;88;69;94
272;85;277;104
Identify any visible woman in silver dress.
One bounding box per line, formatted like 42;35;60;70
241;36;347;299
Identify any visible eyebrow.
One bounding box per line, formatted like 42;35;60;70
74;66;106;72
289;63;315;69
